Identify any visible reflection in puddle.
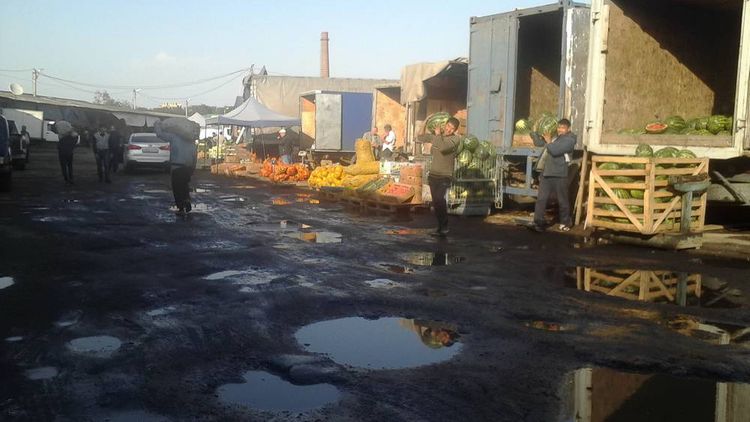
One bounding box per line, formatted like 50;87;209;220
289;231;343;244
563;367;749;422
25;366;59;380
218;370;340;412
221;196;245;202
295;317;462;369
364;279;403;289
0;276;14;289
146;306;176;317
665;316;750;346
195;188;210;193
377;263;415;274
143;189;169;194
384;228;422;235
55;310;82;328
5;336;23;342
525;321;571;332
204;270;247;281
573;267;745;308
67;336;122;358
400;252;466;267
271;197;292;206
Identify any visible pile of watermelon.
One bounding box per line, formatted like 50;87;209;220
447;181;495;204
593;144;700;223
514;111;559;138
425;112;452;134
454;135;497;180
621;115;733;136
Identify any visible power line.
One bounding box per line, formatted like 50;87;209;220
38;67;251;90
0;68;34;73
139;73;245;102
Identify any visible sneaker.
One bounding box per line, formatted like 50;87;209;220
558;224;571;232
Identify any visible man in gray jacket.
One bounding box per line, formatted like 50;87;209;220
419;117;461;237
530;118;577;232
155;118;198;215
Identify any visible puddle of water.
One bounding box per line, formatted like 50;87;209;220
25;366;59;380
67;336;122;358
364;279;403;289
143;189;169;194
5;336;23;342
55;310;82;328
218;370;340;412
221;196;245;202
0;276;15;289
146;306;176;317
384;228;422;235
195;188;210;193
572;267;746;309
562;367;749;422
35;216;72;223
97;410;168;422
191;203;213;213
664;316;750;346
232;185;257;189
249;221;311;232
309;199;320;204
525;320;572;332
204;270;247;281
295;317;462;370
400;252;466;267
289;231;343;244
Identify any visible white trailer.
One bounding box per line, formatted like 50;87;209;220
583;0;750;205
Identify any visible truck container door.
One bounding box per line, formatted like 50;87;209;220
737;0;750;152
314;93;342;151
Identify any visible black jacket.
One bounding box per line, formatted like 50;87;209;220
58;134;78;155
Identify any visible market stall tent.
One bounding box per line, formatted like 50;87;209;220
216;96;300;127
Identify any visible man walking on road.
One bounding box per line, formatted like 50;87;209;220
419;117;461;237
530;118;577;232
155;118;198;215
108;125;123;173
92;127;111;183
57;126;78;185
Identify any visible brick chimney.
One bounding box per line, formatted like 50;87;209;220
320;32;330;78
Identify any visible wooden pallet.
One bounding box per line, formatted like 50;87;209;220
585;155;708;235
577;267;701;304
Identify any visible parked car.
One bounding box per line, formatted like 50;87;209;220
0;115;12;191
123;133;170;172
8;120;29;170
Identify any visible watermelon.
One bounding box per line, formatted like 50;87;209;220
630;189;644;199
515;119;532;134
665;116;687;133
627;205;644;214
462;135;480;153
685;118;700;130
695;128;712;135
486;142;497;159
475;141;490;160
645;121;667;134
457;150;473;166
426;112;451;134
677;149;696;159
613;188;631;199
655;189;672;203
613;176;635;183
707;115;727;134
695;117;709;130
635;143;654;157
468;157;482;170
598;162;620;170
534;112;558;138
654;147;679;158
725;116;733;131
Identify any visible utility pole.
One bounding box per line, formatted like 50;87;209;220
132;89;141;110
185;99;189;117
32;69;41;96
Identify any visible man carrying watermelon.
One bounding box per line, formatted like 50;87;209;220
530;118;577;232
419;116;462;237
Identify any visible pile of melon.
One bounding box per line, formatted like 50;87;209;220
619;115;733;136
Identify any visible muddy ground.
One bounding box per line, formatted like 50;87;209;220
1;143;749;421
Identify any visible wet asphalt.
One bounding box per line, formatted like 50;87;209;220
1;143;750;421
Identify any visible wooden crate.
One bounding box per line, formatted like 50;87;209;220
585;155;708;235
577;267;701;304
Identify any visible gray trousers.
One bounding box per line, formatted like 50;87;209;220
534;175;571;227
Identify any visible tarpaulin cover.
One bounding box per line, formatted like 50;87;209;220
243;75;396;117
400;58;468;104
187;112;206;127
216;96;300;127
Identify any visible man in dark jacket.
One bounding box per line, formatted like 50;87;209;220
530;118;577;232
57;127;79;185
419;117;462;237
108;125;123;173
278;129;293;164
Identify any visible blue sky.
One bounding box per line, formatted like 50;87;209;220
0;0;557;107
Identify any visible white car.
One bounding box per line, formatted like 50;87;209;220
123;133;170;172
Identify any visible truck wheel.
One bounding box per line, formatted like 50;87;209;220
0;172;11;192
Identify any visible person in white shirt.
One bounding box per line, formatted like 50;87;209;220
381;124;396;160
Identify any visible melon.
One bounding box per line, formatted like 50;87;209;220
634;143;653;157
462;135;480;153
645;122;668;134
665;116;687;133
707;115;727;134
